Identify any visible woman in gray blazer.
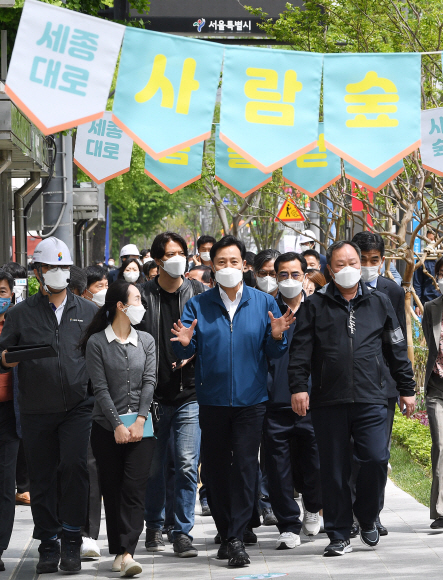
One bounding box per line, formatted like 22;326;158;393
80;280;156;577
422;256;443;530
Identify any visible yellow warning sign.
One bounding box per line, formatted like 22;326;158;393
274;199;305;222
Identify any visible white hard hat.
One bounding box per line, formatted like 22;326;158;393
299;229;317;244
33;237;73;266
120;244;140;258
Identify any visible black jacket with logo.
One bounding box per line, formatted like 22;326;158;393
0;290;97;414
288;281;415;407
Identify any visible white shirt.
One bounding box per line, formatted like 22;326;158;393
366;276;378;289
50;295;67;325
219;283;243;321
105;324;138;346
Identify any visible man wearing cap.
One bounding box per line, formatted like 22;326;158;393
108;244;141;284
0;237;97;574
298;230;327;273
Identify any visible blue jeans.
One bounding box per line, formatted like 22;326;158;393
144;401;200;540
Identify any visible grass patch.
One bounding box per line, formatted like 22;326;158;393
389;440;431;508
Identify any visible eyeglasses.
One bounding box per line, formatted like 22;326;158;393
278;272;302;281
256;270;276;278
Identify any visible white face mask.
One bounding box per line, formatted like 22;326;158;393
256;276;278;294
200;252;211;262
123;304;146;326
361;265;380;283
161;255;187;278
123;271;139;283
438;279;443;294
333;266;361;289
142;257;150;264
215;267;243;288
91;288;107;307
43;267;70;290
278;279;303;299
108;261;115;267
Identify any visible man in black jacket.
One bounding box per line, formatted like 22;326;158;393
352;231;406;536
0;237;96;574
137;232;204;558
288;240;416;557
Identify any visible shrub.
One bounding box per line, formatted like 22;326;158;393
28;276;40;296
391;409;432;472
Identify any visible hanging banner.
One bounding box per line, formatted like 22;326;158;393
351;183;374;227
214;125;272;198
144;141;204;194
220;46;322;173
421;108;443;176
5;0;124;135
344;159;404;192
113;29;223;159
282;123;341;197
323;53;421;177
274;199;305;223
74;112;133;183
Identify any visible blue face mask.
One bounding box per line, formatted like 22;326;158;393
0;297;11;315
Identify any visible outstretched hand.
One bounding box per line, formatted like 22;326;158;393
268;307;296;338
170;319;197;347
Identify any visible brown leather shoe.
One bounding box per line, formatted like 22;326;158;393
15;492;30;505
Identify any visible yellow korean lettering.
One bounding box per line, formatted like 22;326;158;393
345;71;399;128
244;68;280;101
227;148;255;168
282;70;302;103
176;58;199;115
159;147;190;165
135;54;174;108
297;133;328;168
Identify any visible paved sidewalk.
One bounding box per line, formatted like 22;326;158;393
4;478;443;580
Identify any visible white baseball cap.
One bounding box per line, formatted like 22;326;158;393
299;230;318;245
120;244;140;258
33;237;73;266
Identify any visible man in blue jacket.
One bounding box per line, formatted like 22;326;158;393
171;235;292;568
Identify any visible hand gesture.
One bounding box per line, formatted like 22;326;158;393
114;424;131;444
399;395;416;419
291;392;310;417
268;307;295;339
170;319;197;347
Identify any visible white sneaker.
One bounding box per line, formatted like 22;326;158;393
120;557;142;577
81;537;101;558
276;532;301;550
112;555;123;572
302;511;321;536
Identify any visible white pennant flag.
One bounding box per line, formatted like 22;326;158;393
5;0;125;135
421;108;443;176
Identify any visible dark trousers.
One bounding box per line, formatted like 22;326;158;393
91;421;155;556
20;399;93;540
0;401;20;550
311;403;389;542
83;441;102;540
199;403;266;541
15;439;30;494
263;406;321;534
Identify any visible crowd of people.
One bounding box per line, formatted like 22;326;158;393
1;226;437;577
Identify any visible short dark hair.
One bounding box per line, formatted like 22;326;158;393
0;268;15;292
84;265;108;289
1;262;27;279
142;260;158;277
68;265;87;295
245;251;256;267
326;240;361;266
140;249;150;258
352;231;385;258
189;264;212;284
435;256;443;277
210;235;246;262
274;252;307;274
302;249;321;262
253;249;281;272
197;235;216;250
151;231;188;260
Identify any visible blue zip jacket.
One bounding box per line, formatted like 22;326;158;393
172;283;288;407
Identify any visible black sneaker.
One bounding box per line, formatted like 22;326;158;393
217;540;229;560
227;538;250;567
173;534;198;558
0;550;4;572
200;499;211;516
162;524;173;535
350;522;360;538
214;532;221;544
430;517;443;529
59;534;82;572
360;523;380;547
262;507;278;526
243;527;257;545
36;540;60;574
323;540;352;557
167;528;174;544
375;517;388;536
145;528;165;552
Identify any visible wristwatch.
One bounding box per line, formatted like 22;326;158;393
272;333;283;341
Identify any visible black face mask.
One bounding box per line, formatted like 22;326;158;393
243;270;256;288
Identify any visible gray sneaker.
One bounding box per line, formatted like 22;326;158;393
145;529;165;552
173;534;198;558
